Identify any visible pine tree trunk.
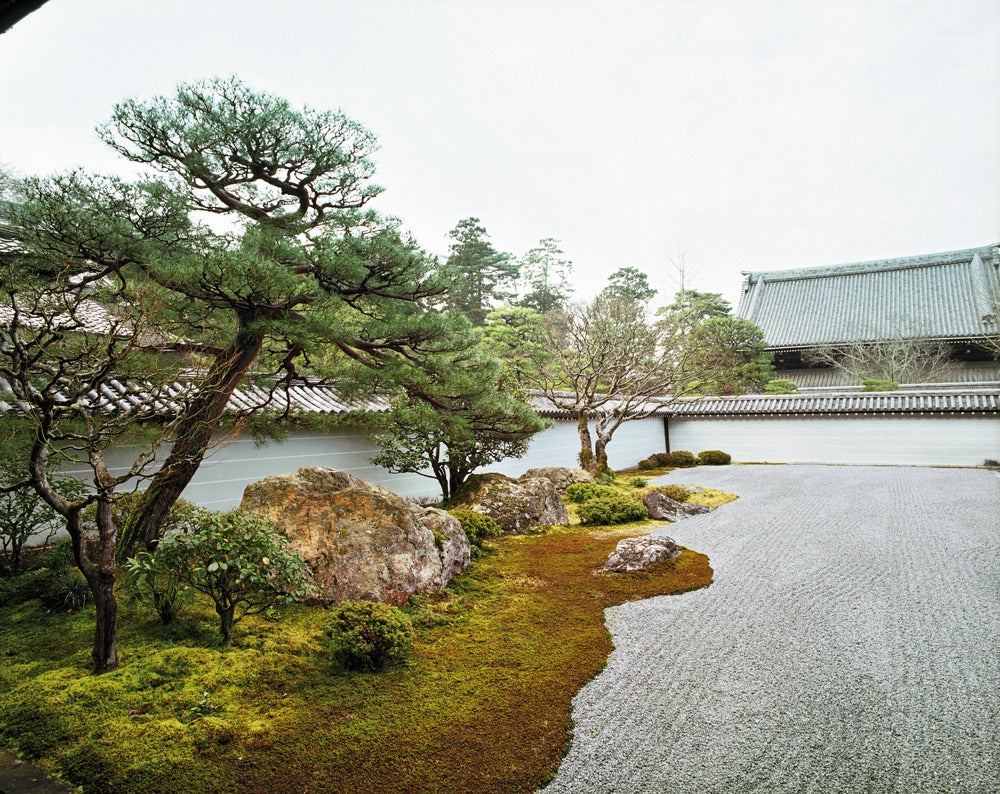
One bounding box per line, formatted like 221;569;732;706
122;316;267;554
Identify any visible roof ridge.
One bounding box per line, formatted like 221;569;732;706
740;243;998;283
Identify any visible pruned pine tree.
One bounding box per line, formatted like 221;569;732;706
362;349;548;501
4;78;462;560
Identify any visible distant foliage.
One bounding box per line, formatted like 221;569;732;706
764;379;799;394
697;450;732;466
577;494;648;526
324;600;414;672
861;379;898;392
627;477;648;488
566;483;620;504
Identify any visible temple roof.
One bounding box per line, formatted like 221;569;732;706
737;244;1000;350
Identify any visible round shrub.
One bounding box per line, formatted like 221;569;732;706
628;477;648;488
449;509;502;548
577;494;648;526
666;450;697;468
324;600;414;672
636;458;657;471
697;449;732;466
650;484;692;503
566;483;620;504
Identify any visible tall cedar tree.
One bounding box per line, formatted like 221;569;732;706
444;218;518;324
517;237;574;313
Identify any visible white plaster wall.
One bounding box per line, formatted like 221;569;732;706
86;416;667;510
666;415;1000;467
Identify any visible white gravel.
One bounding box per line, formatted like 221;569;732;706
543;465;1000;793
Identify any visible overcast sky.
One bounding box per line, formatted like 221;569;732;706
1;0;998;309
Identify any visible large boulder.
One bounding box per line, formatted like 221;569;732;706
240;467;470;605
643;491;712;521
519;466;593;494
451;473;568;534
604;535;680;572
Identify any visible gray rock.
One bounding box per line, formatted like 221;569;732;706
519;466;593;494
451;472;569;534
604;535;680;572
643;492;712;521
240;467;470;605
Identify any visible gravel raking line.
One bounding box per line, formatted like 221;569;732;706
542;465;1000;793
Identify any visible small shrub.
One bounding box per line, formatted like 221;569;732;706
125;551;193;625
449;509;502;547
628;477;648;488
594;469;616;485
666;450;697;468
697;449;732;466
650;484;692;502
577;494;648;526
636;458;656;471
42;571;93;612
566;483;620;504
637;452;675;470
146;509;315;645
324;600;414;672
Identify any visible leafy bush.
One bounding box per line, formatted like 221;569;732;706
35;538;74;572
666;450;697;468
697;450;732;466
636;452;674;470
125;551;193;625
649;484;692;502
42;571;93;612
566;483;620;504
577;494;648;526
628;477;648;488
324;600;414;672
764;378;799;394
143;509;315;645
449;509;502;547
594;469;616;485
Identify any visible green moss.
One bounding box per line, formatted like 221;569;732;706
0;518;717;793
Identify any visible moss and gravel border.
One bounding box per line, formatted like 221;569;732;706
0;493;734;793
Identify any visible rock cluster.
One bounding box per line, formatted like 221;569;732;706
519;466;593;494
240;467;469;605
450;472;568;533
643;492;712;521
603;535;680;572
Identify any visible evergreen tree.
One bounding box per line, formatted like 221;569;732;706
444;218;518;324
516;237;574;313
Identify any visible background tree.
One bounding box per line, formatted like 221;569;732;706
362;350;547;501
682;316;772;395
657;289;732;334
516;237;574;313
803;337;954;386
599;266;656;303
444;218;518;324
0;248;180;672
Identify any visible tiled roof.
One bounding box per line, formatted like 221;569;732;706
0;377;384;416
737;244;1000;349
665;386;1000;417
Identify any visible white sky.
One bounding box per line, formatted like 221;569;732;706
1;0;998;309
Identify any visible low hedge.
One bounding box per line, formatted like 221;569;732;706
577;494;648;526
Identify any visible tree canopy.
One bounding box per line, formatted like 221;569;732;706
443;218;518;325
516;237;574;313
